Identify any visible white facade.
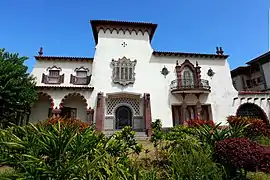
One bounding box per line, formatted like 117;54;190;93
29;20;270;132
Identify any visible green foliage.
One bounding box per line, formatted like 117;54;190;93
150;119;164;148
165;142;224;180
0;122;142;179
0;48;37;128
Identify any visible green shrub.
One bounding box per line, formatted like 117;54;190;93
0;122;142;179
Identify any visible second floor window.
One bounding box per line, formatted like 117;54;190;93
76;71;87;77
49;70;60;77
111;57;137;86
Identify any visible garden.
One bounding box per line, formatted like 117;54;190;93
0;116;270;180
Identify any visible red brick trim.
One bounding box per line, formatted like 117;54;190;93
37;92;54;108
144;93;152;137
95;92;105;131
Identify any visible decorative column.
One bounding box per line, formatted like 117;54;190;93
95;92;105;131
181;93;187;124
52;107;61;118
195;61;201;87
195;94;202;120
86;108;94;125
175;60;182;88
144;93;152;137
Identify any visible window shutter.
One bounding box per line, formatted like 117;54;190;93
70;74;75;84
60;74;64;83
41;73;47;84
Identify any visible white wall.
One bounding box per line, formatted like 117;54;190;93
90;29;238;127
31;60;93;87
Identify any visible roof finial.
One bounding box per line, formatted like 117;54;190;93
38;47;43;56
196;61;198;67
219;47;224;55
216;47;220;55
216;46;224;55
176;60;179;66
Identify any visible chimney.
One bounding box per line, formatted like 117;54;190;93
216;47;224;55
38;47;43;56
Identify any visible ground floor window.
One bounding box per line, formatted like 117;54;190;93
60;107;77;119
115;106;132;129
172;104;212;126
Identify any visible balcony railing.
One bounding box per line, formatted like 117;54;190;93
42;74;64;84
170;78;211;93
70;74;91;85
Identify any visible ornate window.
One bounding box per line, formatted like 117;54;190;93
182;67;195;87
111;57;137;86
42;66;64;84
70;66;91;85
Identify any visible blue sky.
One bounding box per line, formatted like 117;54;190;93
1;0;270;72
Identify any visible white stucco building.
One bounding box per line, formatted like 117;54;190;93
29;20;270;136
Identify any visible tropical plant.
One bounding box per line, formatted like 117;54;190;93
0;48;37;128
184;119;215;127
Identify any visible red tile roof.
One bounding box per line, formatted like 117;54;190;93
90;20;158;44
36;85;94;90
153;51;229;59
35;56;93;61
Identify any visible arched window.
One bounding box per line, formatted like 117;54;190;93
237;103;268;123
182;67;194;87
115;106;132;129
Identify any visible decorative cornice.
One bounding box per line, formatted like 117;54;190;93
46;65;62;71
90;20;158;44
35;56;93;62
36;85;94;90
74;66;89;72
153;51;229;59
238;91;270;95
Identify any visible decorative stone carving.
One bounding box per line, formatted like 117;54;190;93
74;66;89;72
111;57;137;86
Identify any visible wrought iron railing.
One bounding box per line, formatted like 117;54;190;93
70;74;91;85
42;74;64;84
170;78;210;91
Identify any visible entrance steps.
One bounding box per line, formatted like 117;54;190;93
103;130;149;140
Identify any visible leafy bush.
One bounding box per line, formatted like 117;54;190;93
184;119;215;127
0;122;142;179
164;136;224;180
215;138;270;178
227;116;270;138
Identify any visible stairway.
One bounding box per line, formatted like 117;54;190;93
103;130;149;140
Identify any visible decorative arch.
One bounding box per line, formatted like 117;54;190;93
175;59;201;86
236;103;268;123
37;92;54;108
59;93;88;110
113;102;135;116
97;27;149;36
115;105;133;129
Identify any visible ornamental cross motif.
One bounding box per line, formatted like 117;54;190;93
111;57;137;86
121;42;127;47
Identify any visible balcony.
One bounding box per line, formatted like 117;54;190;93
70;74;91;85
170;78;211;94
42;74;64;84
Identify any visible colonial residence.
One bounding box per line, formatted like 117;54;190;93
29;20;270;137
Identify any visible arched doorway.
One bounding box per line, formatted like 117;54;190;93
115;106;132;129
236;103;268;123
29;92;54;123
60;93;88;122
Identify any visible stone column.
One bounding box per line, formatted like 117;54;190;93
52;107;61;118
144;93;152;137
95;92;105;131
181;101;187;124
86;108;94;125
195;94;202;120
